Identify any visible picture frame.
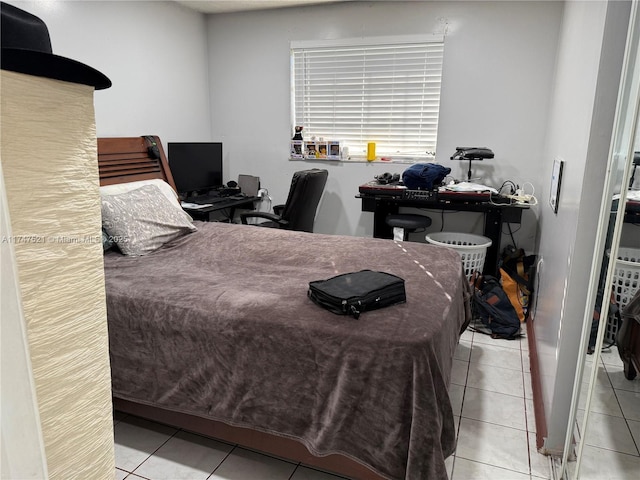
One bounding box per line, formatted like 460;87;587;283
549;157;564;214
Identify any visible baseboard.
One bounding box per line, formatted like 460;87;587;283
527;319;548;450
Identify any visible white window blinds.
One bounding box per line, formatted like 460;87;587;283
291;35;444;161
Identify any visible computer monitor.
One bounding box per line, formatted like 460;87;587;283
168;142;223;196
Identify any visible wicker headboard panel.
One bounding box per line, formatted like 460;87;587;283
97;136;177;191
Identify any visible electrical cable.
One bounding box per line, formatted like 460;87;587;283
522;182;535;195
492;179;539;205
417;207;462;232
488;190;515;206
504;223;522;235
507;181;539;205
498;180;518;195
443;175;457;185
507;223;517;250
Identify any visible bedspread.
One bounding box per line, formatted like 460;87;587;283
105;222;471;479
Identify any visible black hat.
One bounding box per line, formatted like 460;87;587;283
1;2;111;90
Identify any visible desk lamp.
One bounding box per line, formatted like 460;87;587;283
450;147;494;181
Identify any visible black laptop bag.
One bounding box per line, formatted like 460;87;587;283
308;270;406;319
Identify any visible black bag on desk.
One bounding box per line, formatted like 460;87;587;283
308;270;406;319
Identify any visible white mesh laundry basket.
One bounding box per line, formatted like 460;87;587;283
605;247;640;344
425;232;492;280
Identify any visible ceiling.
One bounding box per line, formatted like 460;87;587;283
175;0;350;14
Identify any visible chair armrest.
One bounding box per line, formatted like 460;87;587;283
239;211;289;227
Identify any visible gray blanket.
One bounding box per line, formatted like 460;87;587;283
105;222;470;479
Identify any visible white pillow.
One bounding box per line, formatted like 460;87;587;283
101;184;196;256
100;179;180;208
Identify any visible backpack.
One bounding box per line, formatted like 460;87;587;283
499;248;537;322
471;274;522;339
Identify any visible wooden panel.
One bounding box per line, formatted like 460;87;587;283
97;136;177;191
114;398;385;480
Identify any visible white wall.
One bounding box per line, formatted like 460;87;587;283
9;0;213;145
9;0;562;250
206;1;563;250
533;0;631;452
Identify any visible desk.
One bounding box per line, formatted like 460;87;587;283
183;196;259;222
357;182;529;276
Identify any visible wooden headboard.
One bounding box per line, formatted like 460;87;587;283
97;136;177;190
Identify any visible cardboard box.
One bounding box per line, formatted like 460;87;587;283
290;140;304;158
316;141;328;158
304;140;317;158
327;141;341;160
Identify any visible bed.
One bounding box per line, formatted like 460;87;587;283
99;136;472;480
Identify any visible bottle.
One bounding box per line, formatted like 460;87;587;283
367;142;376;161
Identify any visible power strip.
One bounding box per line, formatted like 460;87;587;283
505;193;537;204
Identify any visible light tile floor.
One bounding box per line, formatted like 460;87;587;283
114;326;554;479
564;347;640;480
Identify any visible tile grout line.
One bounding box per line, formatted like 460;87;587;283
455;330;537;479
601;358;640;455
205;444;238;480
450;327;475;480
603;358;640;452
287;462;303;480
129;427;180;478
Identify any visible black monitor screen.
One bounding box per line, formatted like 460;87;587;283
168;142;223;195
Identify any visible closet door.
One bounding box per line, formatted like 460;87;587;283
558;3;640;478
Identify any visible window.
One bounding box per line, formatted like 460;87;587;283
291;35;444;162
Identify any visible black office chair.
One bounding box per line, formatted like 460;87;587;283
240;169;328;233
385;213;432;241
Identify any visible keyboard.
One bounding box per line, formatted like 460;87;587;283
185;194;251;206
187;195;226;205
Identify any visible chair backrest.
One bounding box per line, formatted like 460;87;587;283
280;169;328;232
